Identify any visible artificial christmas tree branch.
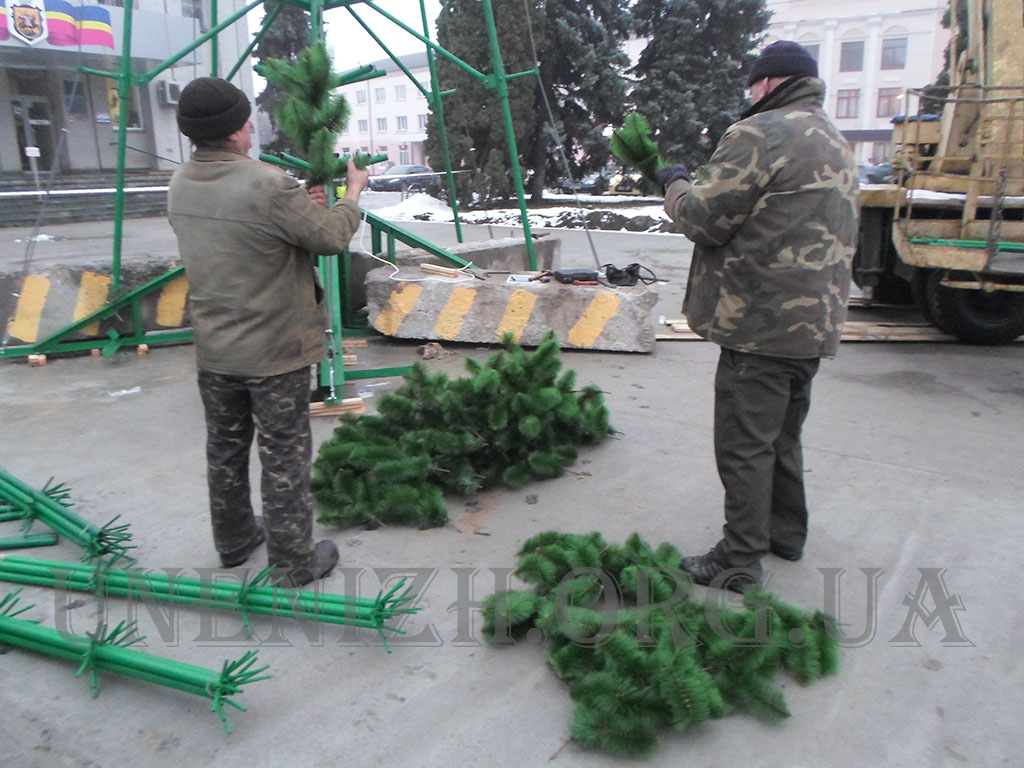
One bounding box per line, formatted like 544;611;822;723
0;470;134;564
0;591;269;733
0;556;419;650
482;530;840;757
312;333;615;529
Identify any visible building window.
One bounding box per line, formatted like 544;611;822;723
374;87;386;103
376;117;387;132
399;146;410;164
418;113;428;130
356;91;367;105
837;89;860;119
872;142;892;162
803;44;820;62
881;38;908;70
357;119;368;133
341;147;351;157
180;0;200;20
64;80;87;116
877;88;902;118
395;84;406;101
378;145;387;155
840;41;864;72
396;115;408;131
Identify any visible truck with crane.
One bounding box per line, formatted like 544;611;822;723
853;0;1024;343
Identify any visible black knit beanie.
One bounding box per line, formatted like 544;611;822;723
176;78;251;141
747;41;818;87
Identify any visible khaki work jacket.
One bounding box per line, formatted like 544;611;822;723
168;148;361;377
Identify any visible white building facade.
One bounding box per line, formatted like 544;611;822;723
335;52;433;173
0;0;257;175
762;0;950;163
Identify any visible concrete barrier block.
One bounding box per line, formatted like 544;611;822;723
365;266;658;352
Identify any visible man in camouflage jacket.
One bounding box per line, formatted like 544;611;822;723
168;78;368;588
660;41;859;592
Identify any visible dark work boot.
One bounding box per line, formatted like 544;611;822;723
276;540;339;589
681;550;759;594
219;516;265;567
770;545;803;562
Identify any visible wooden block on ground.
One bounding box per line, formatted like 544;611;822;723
342;354;358;365
342;338;369;350
420;263;465;278
137;344;149;356
310;397;366;417
27;354;46;367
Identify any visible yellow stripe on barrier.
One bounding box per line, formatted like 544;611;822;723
8;274;51;343
434;287;477;340
568;292;621;348
495;289;537;343
156;274;189;327
74;271;111;335
376;283;423;335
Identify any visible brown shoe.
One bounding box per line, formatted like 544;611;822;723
276;540;339;589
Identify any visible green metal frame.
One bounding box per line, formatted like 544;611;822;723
1;0;541;399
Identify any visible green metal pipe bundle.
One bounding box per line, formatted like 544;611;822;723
0;471;134;563
0;556;419;649
0;533;59;550
0;591;269;733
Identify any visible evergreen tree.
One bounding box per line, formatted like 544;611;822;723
523;0;634;201
424;0;633;206
920;0;968;115
253;2;312;154
424;0;540;206
630;0;770;171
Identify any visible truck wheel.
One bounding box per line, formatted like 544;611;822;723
925;270;1024;344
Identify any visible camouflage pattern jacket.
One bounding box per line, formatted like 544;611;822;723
169;148;361;377
664;77;859;359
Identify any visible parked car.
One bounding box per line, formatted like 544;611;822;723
607;170;646;195
861;162;893;184
558;171;609;195
369;164;440;193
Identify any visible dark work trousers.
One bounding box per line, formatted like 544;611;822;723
197;367;315;569
711;347;820;574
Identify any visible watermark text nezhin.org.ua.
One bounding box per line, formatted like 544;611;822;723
45;565;973;649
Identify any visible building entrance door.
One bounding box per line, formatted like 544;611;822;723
11;97;59;173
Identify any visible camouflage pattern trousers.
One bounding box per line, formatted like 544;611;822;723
711;347;820;574
197;367;315;569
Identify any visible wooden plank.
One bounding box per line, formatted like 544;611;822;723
341;337;369;350
420;263;465;278
656;319;961;343
309;397;366;417
342;353;358;365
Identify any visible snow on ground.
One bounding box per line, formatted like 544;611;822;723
370;191;672;233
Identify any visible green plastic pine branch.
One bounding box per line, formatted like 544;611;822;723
311;333;615;529
481;531;841;757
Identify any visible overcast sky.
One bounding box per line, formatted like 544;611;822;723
325;0;442;69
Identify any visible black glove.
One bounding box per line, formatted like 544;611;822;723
654;165;689;194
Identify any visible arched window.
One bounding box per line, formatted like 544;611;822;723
881;26;909;70
840;29;866;72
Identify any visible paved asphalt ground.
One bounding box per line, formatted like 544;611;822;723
0;198;1022;767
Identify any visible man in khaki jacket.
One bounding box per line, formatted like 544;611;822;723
168;77;368;589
